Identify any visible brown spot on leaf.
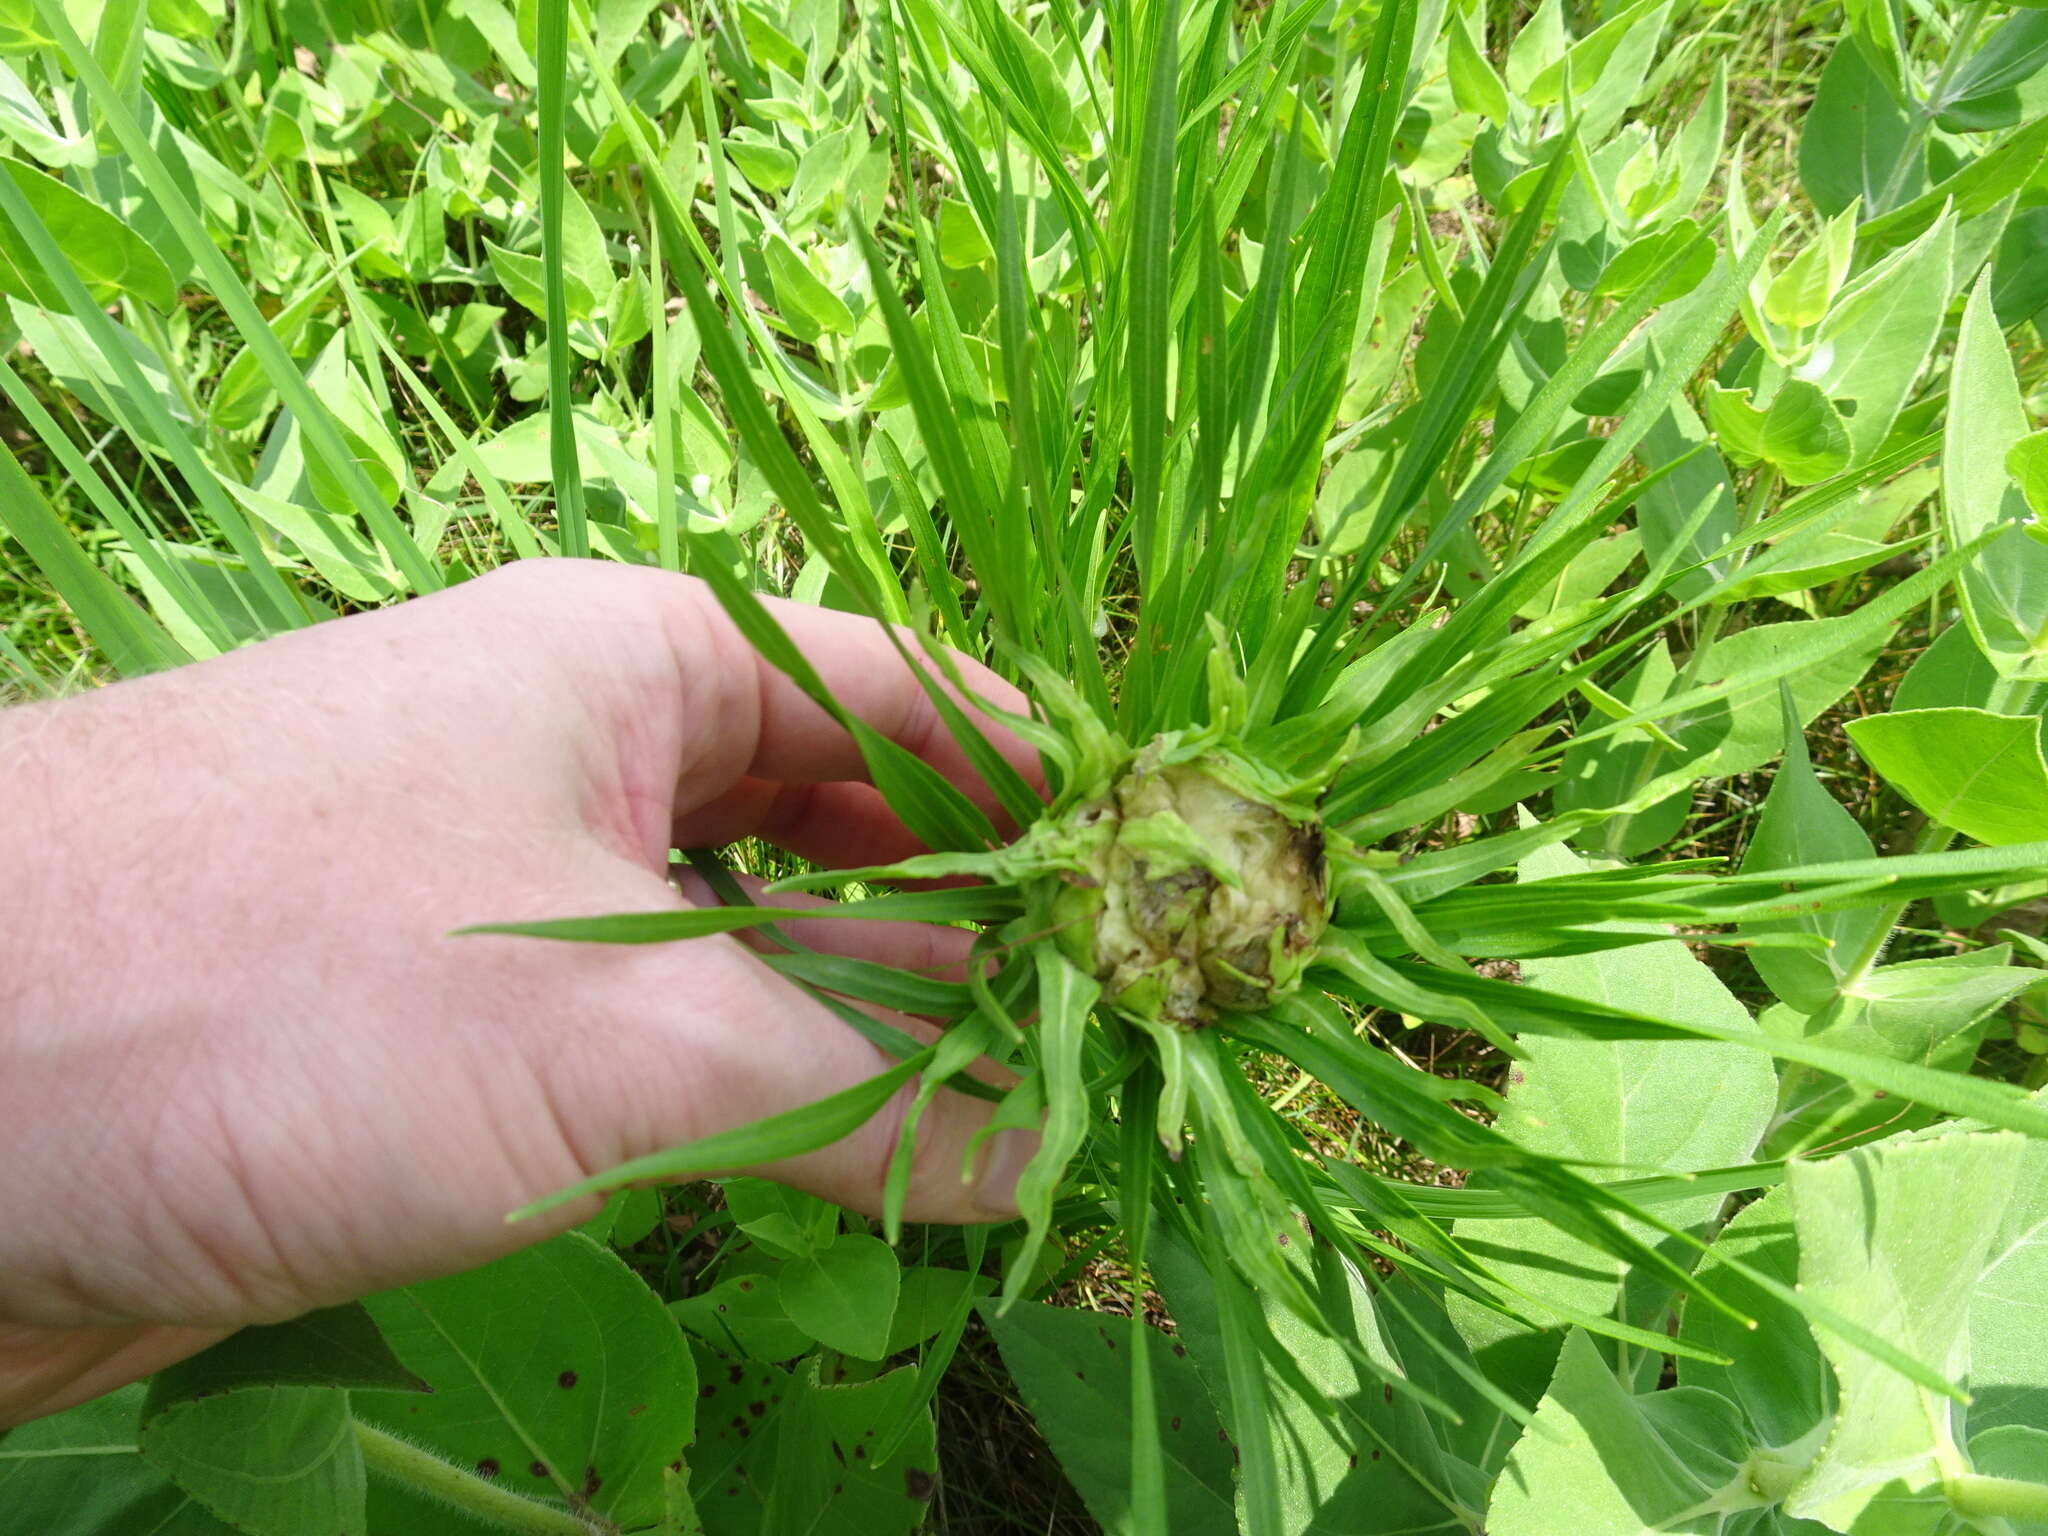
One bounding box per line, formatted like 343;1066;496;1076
557;1370;578;1389
476;1458;501;1478
905;1467;936;1499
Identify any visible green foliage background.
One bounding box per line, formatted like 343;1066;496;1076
5;0;2048;1533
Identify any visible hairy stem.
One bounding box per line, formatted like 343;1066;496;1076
1948;1472;2048;1523
355;1422;606;1536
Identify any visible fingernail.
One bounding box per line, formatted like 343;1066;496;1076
974;1128;1038;1218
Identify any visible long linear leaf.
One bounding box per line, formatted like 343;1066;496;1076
507;1050;936;1219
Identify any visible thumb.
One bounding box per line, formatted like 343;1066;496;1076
557;933;1034;1227
751;1049;1037;1228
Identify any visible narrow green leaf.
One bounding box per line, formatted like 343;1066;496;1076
507;1052;934;1220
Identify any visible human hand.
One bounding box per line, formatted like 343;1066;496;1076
0;560;1039;1425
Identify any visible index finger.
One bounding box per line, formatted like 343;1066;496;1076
666;576;1046;819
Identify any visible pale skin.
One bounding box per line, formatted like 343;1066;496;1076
0;559;1041;1428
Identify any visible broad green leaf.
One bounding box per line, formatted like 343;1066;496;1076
1740;692;1880;1013
1392;954;2048;1144
0;58;91;161
778;1232;900;1360
254;331;406;524
1523;0;1669;138
139;1386;365;1536
1765;203;1856;327
1488;1330;1754;1536
158;1305;427;1395
884;1266;992;1356
1969;1125;2048;1437
1802;213;1953;471
724;134;794;192
1559;605;1891;857
11;296;194;452
1946;275;2048;678
671;1269;814;1362
762;231;853;337
1609;599;1905;783
0;1386;233;1534
1504;0;1567;95
982;1301;1237;1536
1760;377;1852;485
2010;429;2048;519
1935;11;2048;132
1897;623;2005;712
1763;949;2042;1158
1634;400;1737;597
486;237;602;326
1678;1186;1832;1450
720;1177;838;1261
356;1232;697;1530
1450;840;1775;1386
1784;1132;2026;1532
0;156;174;309
1867;117;2048;256
1847;708;2048;845
688;1348;937;1535
1446;6;1508;121
1801;39;1917;216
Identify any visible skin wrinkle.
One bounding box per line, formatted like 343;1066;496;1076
2;1007;196;1323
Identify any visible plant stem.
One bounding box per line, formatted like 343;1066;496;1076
1948;1473;2048;1523
1836;817;1955;989
1874;0;1988;215
354;1422;604;1536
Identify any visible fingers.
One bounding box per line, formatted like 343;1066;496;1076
542;908;1030;1230
671;779;929;875
0;1322;230;1428
671;869;978;983
650;572;1044;834
751;1066;1035;1229
740;589;1042;792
